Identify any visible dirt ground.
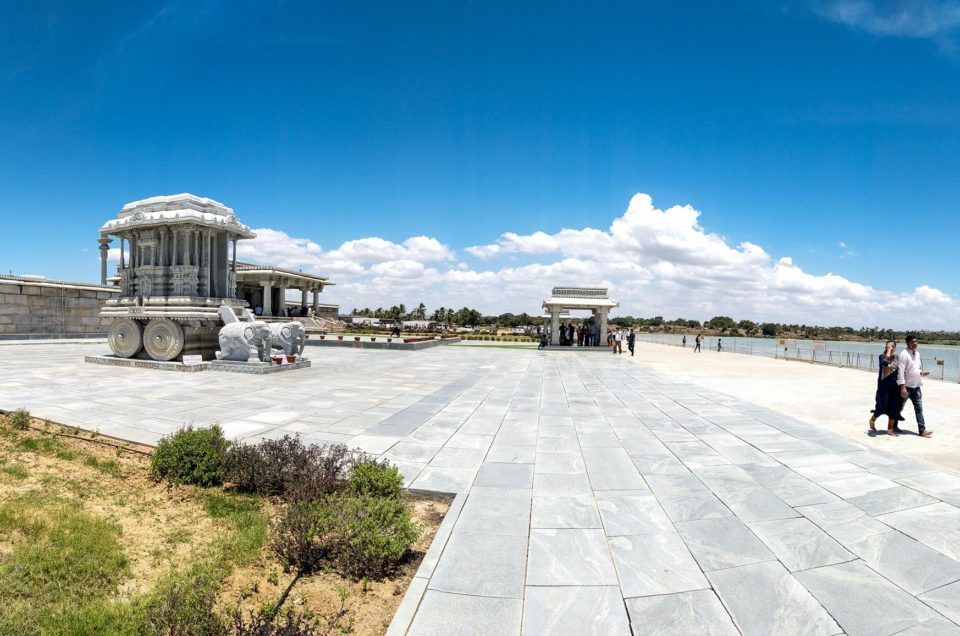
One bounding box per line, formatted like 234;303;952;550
219;495;447;634
0;414;448;634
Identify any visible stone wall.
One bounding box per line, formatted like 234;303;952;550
0;277;119;339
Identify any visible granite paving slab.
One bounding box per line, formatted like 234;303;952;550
795;560;941;636
918;579;960;625
530;494;602;529
427;530;527;598
4;344;960;635
844;530;960;594
522;586;630;635
675;516;776;571
625;589;739;636
609;532;709;597
747;517;854;572
407;590;522;636
526;528;619;586
595;492;671;535
708;561;841;636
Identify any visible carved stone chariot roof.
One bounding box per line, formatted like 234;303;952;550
100;193;256;239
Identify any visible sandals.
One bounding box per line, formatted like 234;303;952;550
868;417;877;432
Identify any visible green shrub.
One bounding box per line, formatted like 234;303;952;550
9;409;30;430
347;460;403;500
271;501;329;575
225;437;354;502
232;608;323;635
142;574;227;636
328;494;421;578
150;425;229;487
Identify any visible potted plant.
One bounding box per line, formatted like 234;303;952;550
337;335;343;341
271;356;283;365
286;355;296;363
354;336;361;342
370;337;376;342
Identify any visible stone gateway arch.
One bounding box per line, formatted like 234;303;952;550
542;287;619;346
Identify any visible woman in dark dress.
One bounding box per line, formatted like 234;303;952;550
870;340;903;436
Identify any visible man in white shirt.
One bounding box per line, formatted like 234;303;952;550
897;334;933;438
613;328;623;354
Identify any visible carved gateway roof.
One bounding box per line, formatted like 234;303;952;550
100;193;256;239
543;286;618;309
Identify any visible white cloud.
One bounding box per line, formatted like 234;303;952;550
815;0;960;42
224;193;960;328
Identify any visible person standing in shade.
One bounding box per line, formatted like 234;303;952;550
682;335;687;348
627;328;636;356
897;334;933;437
694;334;702;353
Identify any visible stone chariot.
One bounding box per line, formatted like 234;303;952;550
99;194;258;361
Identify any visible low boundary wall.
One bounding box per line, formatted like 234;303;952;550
0;275;119;339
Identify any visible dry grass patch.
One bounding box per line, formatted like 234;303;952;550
0;412;448;635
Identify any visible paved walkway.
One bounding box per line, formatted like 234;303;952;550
2;343;960;635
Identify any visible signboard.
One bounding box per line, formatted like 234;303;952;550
778;339;785;346
182;355;203;366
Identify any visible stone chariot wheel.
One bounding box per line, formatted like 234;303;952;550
107;318;143;358
143;319;185;361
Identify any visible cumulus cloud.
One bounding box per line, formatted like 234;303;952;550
229;193;959;329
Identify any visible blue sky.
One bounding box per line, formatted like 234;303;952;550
3;1;960;327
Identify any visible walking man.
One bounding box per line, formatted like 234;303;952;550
897;334;933;437
717;338;722;352
682;335;687;348
694;334;702;353
627;328;636;356
613;328;623;354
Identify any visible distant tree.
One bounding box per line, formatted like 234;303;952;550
761;323;778;337
706;316;736;330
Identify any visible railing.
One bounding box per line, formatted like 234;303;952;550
635;334;954;382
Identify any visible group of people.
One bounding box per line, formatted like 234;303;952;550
870;335;933;438
607;327;636;356
253;305;311;318
536;324;637;356
555;321;601;347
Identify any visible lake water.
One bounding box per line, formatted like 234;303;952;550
634;333;960;383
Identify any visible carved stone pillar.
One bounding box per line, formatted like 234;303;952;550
262;282;273;316
312;289;319;315
550;308;560;346
98;233;111;285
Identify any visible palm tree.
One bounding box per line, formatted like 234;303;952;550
415;302;426;320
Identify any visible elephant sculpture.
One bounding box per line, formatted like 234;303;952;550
216;321;272;362
269;321;305;356
216;305;272;362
